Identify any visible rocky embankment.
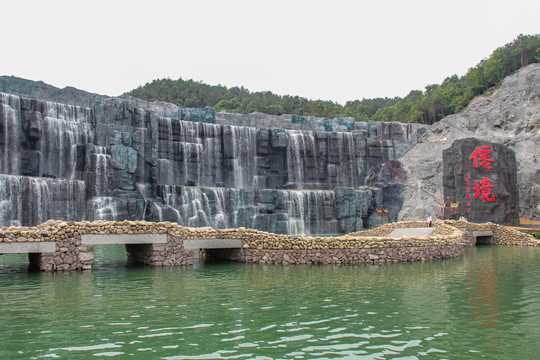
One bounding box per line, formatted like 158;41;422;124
444;220;539;246
1;219;536;248
3;220;537;270
0;219;461;248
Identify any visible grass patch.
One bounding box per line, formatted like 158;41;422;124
524;231;540;239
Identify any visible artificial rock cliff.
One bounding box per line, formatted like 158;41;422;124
1;64;537;232
0;76;426;234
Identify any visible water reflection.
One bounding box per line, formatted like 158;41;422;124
0;246;539;359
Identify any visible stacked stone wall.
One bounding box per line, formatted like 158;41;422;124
459;230;477;246
443;220;539;246
126;235;194;266
2;219;538;271
2;220;537;248
233;245;463;265
219;245;463;265
37;235;94;271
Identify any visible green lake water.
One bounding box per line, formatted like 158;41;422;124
1;245;539;359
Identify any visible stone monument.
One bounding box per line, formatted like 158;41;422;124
443;138;519;225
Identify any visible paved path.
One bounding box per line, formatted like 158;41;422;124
0;235;243;255
385;228;435;238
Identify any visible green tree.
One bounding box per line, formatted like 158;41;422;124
126;34;540;125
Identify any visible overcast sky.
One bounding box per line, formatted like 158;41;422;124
1;0;539;104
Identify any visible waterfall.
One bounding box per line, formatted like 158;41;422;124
87;197;118;221
157;118;257;188
154;185;342;235
199;122;223;186
287;190;336;235
286;130;316;187
87;146;116;221
179;187;208;228
154;202;164;222
0;86;410;233
157;159;177;186
27;177;86;224
226;125;257;188
0;93;22;175
179;120;205;186
0;175;22;226
0;174;86;226
337;132;360;188
180;142;203;185
93;146;110;197
159;185;228;228
157;118;211;186
285;130;363;188
135;182;153;222
40;101;94;179
0;93;95;179
156;185;261;229
287;191;306;235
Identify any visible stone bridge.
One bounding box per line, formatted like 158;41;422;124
0;220;537;271
0;233;242;271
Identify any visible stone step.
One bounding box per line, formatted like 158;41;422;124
386;228;435;238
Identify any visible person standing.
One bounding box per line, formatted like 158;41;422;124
427;214;433;227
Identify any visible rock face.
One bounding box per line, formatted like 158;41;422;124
3;64;536;230
0;76;426;234
442;138;519;224
365;160;407;223
398;64;540;221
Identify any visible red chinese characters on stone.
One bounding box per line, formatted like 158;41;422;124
469;146;495;169
472;177;496;202
465;174;472;211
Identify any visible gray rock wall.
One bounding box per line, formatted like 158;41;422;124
0;78;427;234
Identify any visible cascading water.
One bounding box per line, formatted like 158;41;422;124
285;130;363;189
0;93;22;176
225;125;257;188
159;185;230;228
88;197;118;221
180;142;203;185
287;190;306;234
0;175;22;226
39;101;94;179
0;174;86;226
0;85;419;233
93;146;110;196
336;132;361;188
87;146;116;221
157;118;212;186
286;130;316;187
0;93;92;226
287;190;337;235
156;118;257;188
27;177;86;225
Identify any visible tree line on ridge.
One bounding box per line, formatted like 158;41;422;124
127;34;540;125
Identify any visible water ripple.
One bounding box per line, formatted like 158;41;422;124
1;247;539;359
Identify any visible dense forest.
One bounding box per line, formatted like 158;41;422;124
127;34;540;125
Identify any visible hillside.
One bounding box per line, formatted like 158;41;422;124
127;34;540;125
397;64;540;221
